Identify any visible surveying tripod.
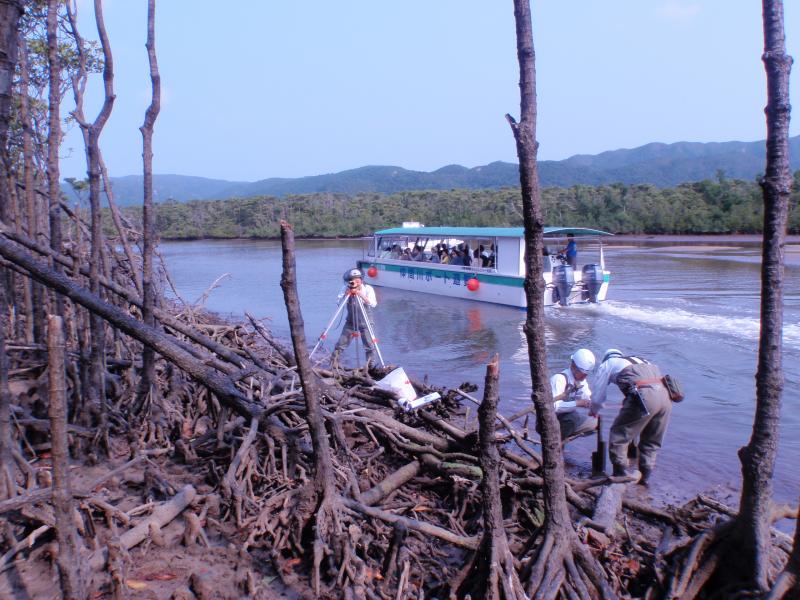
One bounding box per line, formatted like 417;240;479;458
310;290;385;368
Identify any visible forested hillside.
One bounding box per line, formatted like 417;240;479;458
79;135;800;206
114;174;800;239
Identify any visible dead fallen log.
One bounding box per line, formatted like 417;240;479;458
88;484;197;571
354;408;450;452
360;460;420;506
583;482;630;536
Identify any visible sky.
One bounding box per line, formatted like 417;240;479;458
60;0;800;182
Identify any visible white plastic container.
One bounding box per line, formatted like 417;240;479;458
376;367;418;404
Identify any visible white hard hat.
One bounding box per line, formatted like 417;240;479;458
571;348;596;373
343;268;363;282
602;348;624;362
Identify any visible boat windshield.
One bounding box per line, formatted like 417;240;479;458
542;235;606;270
371;234;497;269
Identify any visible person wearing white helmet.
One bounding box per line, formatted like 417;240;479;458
330;268;378;368
590;349;672;486
544;348;598;442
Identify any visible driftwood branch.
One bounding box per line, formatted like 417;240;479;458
88;484;196;571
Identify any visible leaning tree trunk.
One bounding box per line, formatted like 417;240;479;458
0;278;14;500
135;0;161;415
0;235;262;421
47;0;65;318
83;0;115;447
0;0;22;152
17;40;42;342
737;0;793;591
0;0;23;501
507;2;614;597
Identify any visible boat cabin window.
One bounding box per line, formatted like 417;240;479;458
373;235;497;270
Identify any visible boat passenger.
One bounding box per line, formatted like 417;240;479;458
542;348;598;443
450;250;464;266
462;246;472;267
559;234;577;268
480;249;492;268
590;349;673;486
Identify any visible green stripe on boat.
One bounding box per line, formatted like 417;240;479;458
358;261;524;287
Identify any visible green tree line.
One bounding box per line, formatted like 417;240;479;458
110;173;800;239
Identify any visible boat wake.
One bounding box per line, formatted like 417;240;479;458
602;301;800;350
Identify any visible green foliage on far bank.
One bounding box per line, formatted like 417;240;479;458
111;173;800;239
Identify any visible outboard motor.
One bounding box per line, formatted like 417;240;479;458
581;263;604;303
552;264;575;306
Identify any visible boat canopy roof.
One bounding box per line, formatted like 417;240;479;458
374;226;613;238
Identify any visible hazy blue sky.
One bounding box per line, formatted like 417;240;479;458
61;1;799;182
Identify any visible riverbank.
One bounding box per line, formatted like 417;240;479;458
158;232;800;244
0;302;746;599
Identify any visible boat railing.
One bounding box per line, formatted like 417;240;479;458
368;255;500;275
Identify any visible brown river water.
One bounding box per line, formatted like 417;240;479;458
161;235;800;529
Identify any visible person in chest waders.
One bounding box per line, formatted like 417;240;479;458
330;268;378;369
590;349;673;486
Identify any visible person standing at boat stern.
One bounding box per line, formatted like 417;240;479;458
559;233;577;268
590;349;672;485
542;348;598;441
330;268;378;368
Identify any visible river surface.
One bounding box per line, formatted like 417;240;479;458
160;236;800;519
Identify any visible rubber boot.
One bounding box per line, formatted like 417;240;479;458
612;463;628;477
638;466;652;487
330;350;340;370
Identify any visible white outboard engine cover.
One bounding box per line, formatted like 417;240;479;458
581;264;604;303
553;265;575;306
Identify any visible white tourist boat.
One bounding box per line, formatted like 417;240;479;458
357;225;612;308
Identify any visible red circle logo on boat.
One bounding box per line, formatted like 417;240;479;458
367;266;378;278
466;278;480;291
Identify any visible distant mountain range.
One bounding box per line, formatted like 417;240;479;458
70;135;800;206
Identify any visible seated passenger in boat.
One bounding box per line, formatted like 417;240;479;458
461;244;472;266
